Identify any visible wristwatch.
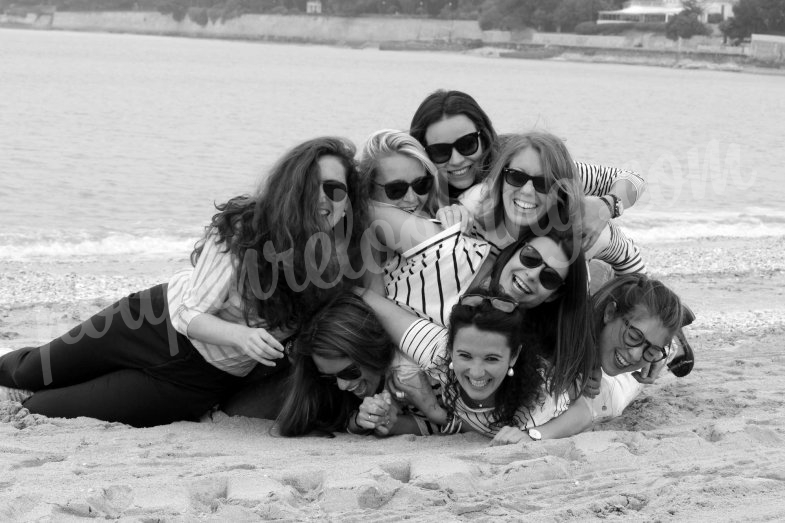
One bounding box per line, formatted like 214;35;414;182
526;428;542;441
605;194;624;219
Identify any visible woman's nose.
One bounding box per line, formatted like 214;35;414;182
448;147;464;164
402;187;419;204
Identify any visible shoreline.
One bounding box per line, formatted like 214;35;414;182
3;16;783;76
2;234;785;519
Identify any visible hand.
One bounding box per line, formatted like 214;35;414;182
233;326;284;366
435;204;474;233
489;426;533;447
356;391;394;432
373;392;399;437
581;196;612;251
582;367;602;398
633;358;666;384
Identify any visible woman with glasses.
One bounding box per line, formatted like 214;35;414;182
490;273;684;445
0;137;370;427
409;90;646;275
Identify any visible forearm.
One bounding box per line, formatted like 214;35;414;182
370;203;443;253
186;312;247;348
358;288;421;344
534;396;594;440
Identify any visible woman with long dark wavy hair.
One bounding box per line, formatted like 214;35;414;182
0;137;369;427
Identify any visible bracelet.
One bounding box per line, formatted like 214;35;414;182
346;411;373;436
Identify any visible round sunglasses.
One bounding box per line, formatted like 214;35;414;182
502;167;549;194
518;244;565;291
321;180;348;202
424;131;481;164
621;319;668;363
373;174;434;201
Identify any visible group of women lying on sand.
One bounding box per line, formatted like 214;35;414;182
0;90;695;445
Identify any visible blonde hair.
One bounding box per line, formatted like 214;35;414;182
358;129;443;216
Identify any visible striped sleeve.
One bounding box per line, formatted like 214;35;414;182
589;221;646;275
398;318;448;371
168;235;236;336
575;162;647;201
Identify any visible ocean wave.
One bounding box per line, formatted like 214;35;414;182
0;231;195;260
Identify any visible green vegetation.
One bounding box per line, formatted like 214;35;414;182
720;0;785;43
665;0;711;40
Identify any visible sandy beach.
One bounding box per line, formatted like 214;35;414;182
2;236;785;521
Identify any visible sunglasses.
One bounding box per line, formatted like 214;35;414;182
502;167;549;194
321;180;348;202
424;131;481;164
374;174;434;201
459;294;518;313
622;319;668;363
319;363;363;382
518;244;565;291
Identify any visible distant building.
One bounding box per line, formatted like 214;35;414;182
598;0;736;25
306;0;322;14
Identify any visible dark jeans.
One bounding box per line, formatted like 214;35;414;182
0;284;245;427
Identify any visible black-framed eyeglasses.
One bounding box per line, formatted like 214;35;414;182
373;174;434;200
319;362;363;382
424;131;481;164
518;244;565;291
459;294;518;313
321;180;348;202
502;167;549;194
622;319;668;363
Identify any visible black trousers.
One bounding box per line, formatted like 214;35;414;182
0;284;246;427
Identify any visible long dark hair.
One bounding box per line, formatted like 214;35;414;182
489;230;593;398
276;293;396;437
409;89;499;187
441;288;543;430
191;137;369;332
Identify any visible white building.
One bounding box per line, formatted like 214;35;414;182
598;0;736;24
306;0;322;14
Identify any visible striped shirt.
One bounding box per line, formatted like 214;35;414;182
383;223;491;327
399;318;569;437
167;235;292;377
458;162;647;274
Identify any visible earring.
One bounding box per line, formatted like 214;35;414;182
507;367;514;377
448;361;454;370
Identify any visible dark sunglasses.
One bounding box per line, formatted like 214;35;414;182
502;167;549;194
424;131;481;164
622;319;668;363
518;244;565;291
374;174;434;201
321;180;348;202
459;294;518;313
319;363;363;382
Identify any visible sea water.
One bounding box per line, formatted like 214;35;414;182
1;28;784;261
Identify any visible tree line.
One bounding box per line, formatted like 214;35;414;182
3;0;783;41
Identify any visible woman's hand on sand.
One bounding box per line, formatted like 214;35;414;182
489;426;534;447
582;196;612;251
234;326;284;366
435;204;474;232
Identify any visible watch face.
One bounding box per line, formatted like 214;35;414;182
528;428;542;441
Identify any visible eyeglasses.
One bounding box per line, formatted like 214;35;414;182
321;180;348;202
502;167;549;194
518;244;565;290
424;131;481;164
459;294;518;313
374;174;434;200
622;319;668;363
319;363;363;381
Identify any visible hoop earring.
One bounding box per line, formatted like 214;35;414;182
507;367;514;377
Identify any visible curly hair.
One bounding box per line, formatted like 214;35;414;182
276;293;396;437
190;137;369;332
440;288;544;431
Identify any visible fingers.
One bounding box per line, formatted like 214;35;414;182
244;329;285;365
